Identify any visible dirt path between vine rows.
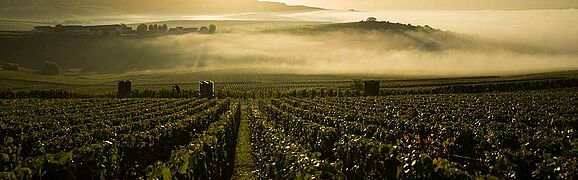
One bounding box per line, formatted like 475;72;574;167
232;100;256;179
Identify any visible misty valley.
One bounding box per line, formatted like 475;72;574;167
2;17;576;77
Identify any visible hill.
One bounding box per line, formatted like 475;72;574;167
269;20;479;51
0;0;323;20
0;20;329;73
0;20;474;73
1;19;572;77
286;20;436;32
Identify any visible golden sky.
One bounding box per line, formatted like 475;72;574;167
3;0;576;11
267;0;578;10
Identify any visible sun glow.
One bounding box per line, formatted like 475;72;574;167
261;0;578;10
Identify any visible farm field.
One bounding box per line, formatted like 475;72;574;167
1;88;577;179
1;70;577;97
249;89;578;179
1;98;241;179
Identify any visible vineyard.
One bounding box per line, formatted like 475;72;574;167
249;89;578;179
1;88;577;179
1;98;241;179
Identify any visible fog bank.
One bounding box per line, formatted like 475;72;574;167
2;9;577;76
143;28;578;76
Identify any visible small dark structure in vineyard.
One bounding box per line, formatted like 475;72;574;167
364;80;380;96
199;81;214;98
118;80;132;98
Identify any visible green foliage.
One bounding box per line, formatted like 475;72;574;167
147;102;241;179
0;90;92;99
209;24;217;33
130;89;199;98
0;98;235;179
249;103;344;179
199;26;210;34
380;78;578;95
251;89;578;179
0;88;576;179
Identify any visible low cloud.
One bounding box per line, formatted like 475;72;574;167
140;28;578;76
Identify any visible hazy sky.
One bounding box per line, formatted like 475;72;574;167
267;0;578;10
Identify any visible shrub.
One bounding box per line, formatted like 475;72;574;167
199;26;210;34
209;24;216;33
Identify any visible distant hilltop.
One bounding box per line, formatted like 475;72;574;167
266;17;469;52
0;0;324;20
31;23;217;37
270;17;441;34
319;17;439;32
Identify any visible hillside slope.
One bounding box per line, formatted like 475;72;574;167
0;20;485;73
270;20;480;51
0;0;323;20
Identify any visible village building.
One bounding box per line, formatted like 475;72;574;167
53;25;89;35
32;26;55;34
168;27;198;34
32;24;133;36
33;23;213;36
86;24;132;36
184;27;199;32
168;27;184;33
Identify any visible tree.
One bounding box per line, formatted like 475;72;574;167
137;24;148;33
366;17;377;22
161;24;168;32
199;26;210;34
209;24;216;33
54;24;64;33
149;24;154;31
41;61;61;75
